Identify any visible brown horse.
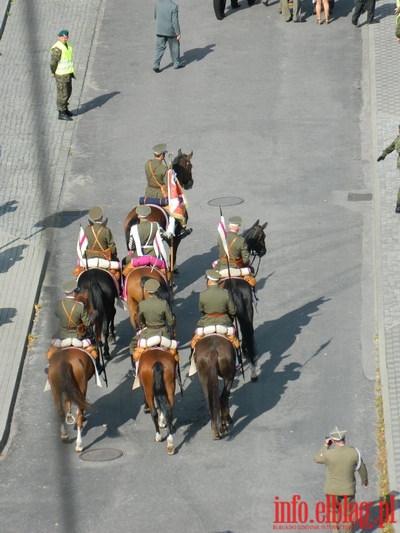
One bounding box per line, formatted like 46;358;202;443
194;334;236;440
48;347;95;452
124;266;171;329
123;150;194;269
138;348;176;455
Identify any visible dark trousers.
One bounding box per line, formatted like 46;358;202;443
352;0;376;24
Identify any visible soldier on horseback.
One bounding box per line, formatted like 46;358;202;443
191;270;240;350
45;279;103;374
215;215;256;289
145;144;169;199
130;279;178;376
84;205;118;261
122;204;168;276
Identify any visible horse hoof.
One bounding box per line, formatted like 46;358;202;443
61;435;69;442
108;335;116;344
220;426;228;435
212;433;220;441
251;375;259;382
155;433;162;442
143;406;151;414
227;414;233;424
166;445;175;455
75;446;83;453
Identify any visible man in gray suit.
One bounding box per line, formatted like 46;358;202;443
153;0;184;72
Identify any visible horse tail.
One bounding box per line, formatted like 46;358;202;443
60;359;92;412
231;286;257;366
207;348;221;431
153;361;173;428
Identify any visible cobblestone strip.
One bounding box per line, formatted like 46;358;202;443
0;0;103;247
372;1;400;521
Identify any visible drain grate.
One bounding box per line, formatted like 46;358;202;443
208;197;244;207
79;448;123;462
348;193;372;202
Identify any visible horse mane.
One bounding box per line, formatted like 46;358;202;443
141;276;171;304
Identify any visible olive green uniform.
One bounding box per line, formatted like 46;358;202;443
380;135;400;169
130;221;158;257
196;285;236;328
314;445;368;532
54;296;92;339
84;222;117;260
50;46;75;113
216;231;250;270
130;295;175;354
145;158;168;198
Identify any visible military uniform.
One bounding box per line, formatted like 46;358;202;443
84;206;117;260
378;134;400;170
217;231;250;270
197;285;236;328
129;220;159;257
145;158;169;198
55;296;92;339
314;427;368;532
50;30;75;120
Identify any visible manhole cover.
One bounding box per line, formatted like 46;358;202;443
348;193;372;202
79;448;123;462
208;197;244;207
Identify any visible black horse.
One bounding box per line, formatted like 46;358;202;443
222;220;267;380
213;0;255;20
76;268;119;359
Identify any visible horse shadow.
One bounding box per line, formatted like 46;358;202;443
226;296;331;437
0;200;17;217
76;91;121;115
34;209;89;230
0;307;17;326
0;244;28;273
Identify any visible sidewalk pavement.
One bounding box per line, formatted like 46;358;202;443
1;0;400;528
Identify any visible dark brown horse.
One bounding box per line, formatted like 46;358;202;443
48;347;95;452
220;220;268;381
123;150;193;269
124;266;171;329
194;334;236;440
77;268;119;359
138;348;177;455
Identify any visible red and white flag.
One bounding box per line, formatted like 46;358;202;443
77;225;88;260
167;169;188;226
218;213;229;259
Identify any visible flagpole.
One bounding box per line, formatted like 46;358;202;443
219;206;244;378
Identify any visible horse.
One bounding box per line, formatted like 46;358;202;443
138;348;176;455
123;150;194;269
48;347;95;452
194;334;236;440
124;266;171;329
76;268;119;359
221;220;268;381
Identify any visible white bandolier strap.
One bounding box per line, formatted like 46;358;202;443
354;447;362;471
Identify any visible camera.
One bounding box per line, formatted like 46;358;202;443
325;437;333;446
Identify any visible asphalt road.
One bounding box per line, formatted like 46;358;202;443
0;1;378;532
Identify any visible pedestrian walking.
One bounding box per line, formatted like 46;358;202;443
50;30;75;121
153;0;184;72
377;124;400;211
314;426;368;533
352;0;377;26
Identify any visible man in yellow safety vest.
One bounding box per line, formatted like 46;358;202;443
50;29;75;121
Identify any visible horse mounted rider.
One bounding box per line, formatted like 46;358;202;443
74;205;121;289
191;270;240;350
143;143;192;240
215;215;256;288
130;279;178;376
45;279;103;374
122;204;168;277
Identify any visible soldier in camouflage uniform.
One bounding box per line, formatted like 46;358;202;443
377;125;400;212
84;206;118;260
50;30;75;121
216;216;250;271
145;143;169;199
